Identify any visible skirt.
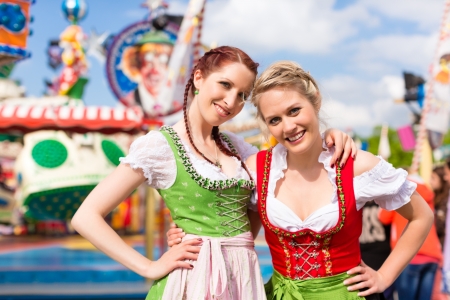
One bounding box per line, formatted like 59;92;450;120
146;231;266;300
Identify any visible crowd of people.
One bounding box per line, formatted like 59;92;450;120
72;45;443;299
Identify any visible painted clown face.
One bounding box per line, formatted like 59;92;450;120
137;43;173;97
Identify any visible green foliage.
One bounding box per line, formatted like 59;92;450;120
442;130;450;146
361;125;413;168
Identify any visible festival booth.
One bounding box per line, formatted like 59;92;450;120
0;103;144;222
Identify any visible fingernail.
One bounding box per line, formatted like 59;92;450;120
331;164;334;168
181;232;186;237
177;238;182;242
178;228;184;232
190;264;194;268
343;280;348;285
347;287;352;291
197;238;202;241
340;162;345;168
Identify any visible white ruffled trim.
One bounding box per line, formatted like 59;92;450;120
264;142;415;232
119;131;176;189
354;158;416;211
120;130;253;190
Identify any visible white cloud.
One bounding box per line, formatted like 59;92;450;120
352;34;437;73
320;75;386;105
168;0;378;54
162;0;439;136
166;1;189;15
320;75;414;136
362;0;443;31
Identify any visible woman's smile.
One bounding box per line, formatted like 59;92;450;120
214;103;231;117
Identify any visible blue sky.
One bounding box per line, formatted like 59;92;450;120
11;0;446;136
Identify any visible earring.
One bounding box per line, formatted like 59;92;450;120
194;90;199;95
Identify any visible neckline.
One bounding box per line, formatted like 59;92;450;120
259;148;347;238
270;143;339;225
270;197;337;224
161;126;255;191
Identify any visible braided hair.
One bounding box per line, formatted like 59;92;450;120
183;46;259;180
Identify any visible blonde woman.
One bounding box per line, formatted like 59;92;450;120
246;61;433;299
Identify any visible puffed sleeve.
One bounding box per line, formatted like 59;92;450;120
119;131;177;189
354;158;417;211
222;131;258;161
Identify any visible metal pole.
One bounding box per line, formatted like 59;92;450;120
145;186;156;282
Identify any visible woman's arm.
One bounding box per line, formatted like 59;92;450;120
344;151;434;296
71;164;201;280
248;209;262;239
346;192;432;296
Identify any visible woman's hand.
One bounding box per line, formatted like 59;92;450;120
167;223;185;247
323;128;357;168
145;238;202;280
344;261;389;297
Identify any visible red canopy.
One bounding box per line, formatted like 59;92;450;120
0;104;152;134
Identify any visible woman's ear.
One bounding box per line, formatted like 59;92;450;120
193;69;203;90
315;92;322;113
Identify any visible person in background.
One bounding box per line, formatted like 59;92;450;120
431;166;449;248
379;172;443;300
441;159;450;295
360;201;392;300
431;166;449;300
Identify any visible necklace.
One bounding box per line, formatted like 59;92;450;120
199;139;221;169
185;117;222;168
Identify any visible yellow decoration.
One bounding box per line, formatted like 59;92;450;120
419;136;433;187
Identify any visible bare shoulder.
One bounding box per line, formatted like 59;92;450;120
246;153;257;173
353;150;381;177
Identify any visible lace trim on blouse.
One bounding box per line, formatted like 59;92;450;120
119;128;258;190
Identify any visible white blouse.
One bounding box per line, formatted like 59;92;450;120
252;143;417;233
119;129;258;189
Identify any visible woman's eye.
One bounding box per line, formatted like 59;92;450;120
239;93;248;101
220;81;231;88
290;107;300;114
269;117;280;125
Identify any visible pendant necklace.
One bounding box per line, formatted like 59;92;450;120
199;139;221;169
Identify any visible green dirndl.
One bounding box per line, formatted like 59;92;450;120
265;270;366;300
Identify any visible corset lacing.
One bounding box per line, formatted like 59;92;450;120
289;240;322;280
216;192;250;237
